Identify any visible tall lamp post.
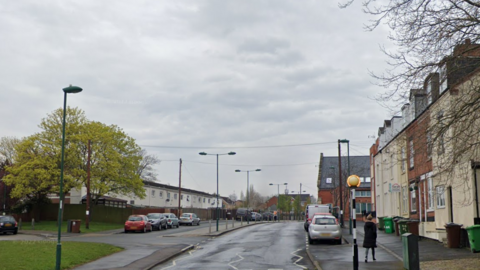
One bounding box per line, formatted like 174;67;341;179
269;183;287;222
339;139;351;233
347;175;362;270
199;151;236;231
235;169;261;224
56;85;83;270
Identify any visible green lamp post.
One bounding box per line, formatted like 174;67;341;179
56;85;82;270
199;151;236;231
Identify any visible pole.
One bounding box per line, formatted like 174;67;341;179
352;188;358;270
86;140;91;229
178;158;182;217
338;140;344;228
216;154;219;232
347;141;352;235
277;185;280;222
55;92;68;270
247;171;250;224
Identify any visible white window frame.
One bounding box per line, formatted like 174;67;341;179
436;186;445;208
151;190;155;198
401;147;406;172
427;177;434;210
159;191;163;198
409;139;414;169
402;186;408;214
174;193;177;200
410;183;417;212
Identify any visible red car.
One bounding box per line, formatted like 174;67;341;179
124;215;152;233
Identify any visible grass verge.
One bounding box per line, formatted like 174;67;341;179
0;240;123;270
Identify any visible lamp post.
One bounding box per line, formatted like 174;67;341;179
56;85;83;270
339;139;351;234
269;183;287;222
347;175;362;270
199;151;236;231
235;169;261;224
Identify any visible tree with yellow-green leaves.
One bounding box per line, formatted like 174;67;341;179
4;107;148;214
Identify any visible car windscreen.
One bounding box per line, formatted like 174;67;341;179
181;214;191;217
147;214;161;219
0;216;15;222
314;217;336;225
128;216;143;221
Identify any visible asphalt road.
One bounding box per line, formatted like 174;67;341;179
152;222;314;270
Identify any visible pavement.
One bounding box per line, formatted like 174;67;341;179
307;220;480;270
15;219;273;270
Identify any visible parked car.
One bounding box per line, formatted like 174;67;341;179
304;212;332;232
251;212;262;221
308;214;342;245
125;215;152;233
262;212;274;221
0;215;18;235
179;213;200;226
163;213;180;228
147;213;167;231
236;208;251;221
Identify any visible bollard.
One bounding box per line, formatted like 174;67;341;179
209;219;212;234
226;218;228;229
19;218;22;230
402;233;420;270
232;217;234;228
241;216;243;226
31;218;35;230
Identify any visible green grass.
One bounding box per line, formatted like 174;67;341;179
0;241;123;270
23;220;124;233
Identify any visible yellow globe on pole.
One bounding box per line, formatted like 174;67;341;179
347;175;361;188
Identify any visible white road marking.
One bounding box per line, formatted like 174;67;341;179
228;253;244;270
291;248;308;269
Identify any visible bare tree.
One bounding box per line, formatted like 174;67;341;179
0;136;21;165
136;149;160;182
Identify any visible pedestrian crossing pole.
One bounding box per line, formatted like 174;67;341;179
347;175;361;270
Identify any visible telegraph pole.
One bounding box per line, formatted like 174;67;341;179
178;158;182;217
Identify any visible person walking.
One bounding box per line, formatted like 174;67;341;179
363;214;377;263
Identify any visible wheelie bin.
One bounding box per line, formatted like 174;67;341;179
466;225;480;252
384;217;394;234
445;223;463;248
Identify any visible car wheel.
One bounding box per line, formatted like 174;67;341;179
13;229;18;235
125;229;128;233
142;226;146;233
337;239;342;245
308;236;314;245
177;223;179;228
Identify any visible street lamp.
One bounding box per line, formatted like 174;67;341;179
347;175;362;270
269;183;287;222
199;151;236;231
56;85;83;270
235;169;261;224
339;139;351;233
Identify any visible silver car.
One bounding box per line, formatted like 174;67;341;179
179;213;200;226
163;213;180;228
308;214;342;245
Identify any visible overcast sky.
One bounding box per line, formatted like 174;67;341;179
1;1;394;200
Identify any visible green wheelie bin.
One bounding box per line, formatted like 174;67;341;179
466;225;480;252
398;219;409;235
378;217;385;231
384;217;394;234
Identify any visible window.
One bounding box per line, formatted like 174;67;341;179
198;197;201;202
167;192;171;199
364;177;371;183
159;191;163;198
174;194;177;199
401;147;406;172
208;198;210;203
410;183;417;212
436;186;445;208
355;203;372;214
428;176;434;210
402;186;408;213
409;139;414;169
355;191;371;197
187;195;190;201
181;195;184;200
203;198;206;203
151;190;155;198
427;132;432;159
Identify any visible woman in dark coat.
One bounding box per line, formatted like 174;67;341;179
363;214;377;263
